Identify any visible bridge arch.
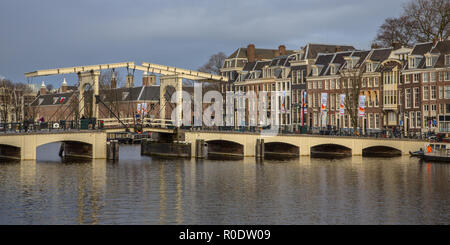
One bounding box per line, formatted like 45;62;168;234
264;142;299;159
310;143;352;158
362;145;401;157
0;144;21;160
37;140;93;159
206;139;244;159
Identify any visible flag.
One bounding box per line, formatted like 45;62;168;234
339;94;345;115
137;103;142;114
321;93;327;111
359;95;366;117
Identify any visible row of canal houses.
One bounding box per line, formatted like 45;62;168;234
220;39;450;135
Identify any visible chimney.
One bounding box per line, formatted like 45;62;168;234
110;72;117;89
274;50;280;57
335;45;342;52
247;44;256;62
40;81;46;95
392;41;402;50
126;73;134;88
279;45;286;56
142;72;156;86
61;78;68;93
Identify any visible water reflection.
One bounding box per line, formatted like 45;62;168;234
0;143;449;224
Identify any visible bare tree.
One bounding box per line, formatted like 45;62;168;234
340;67;364;133
99;69;121;89
198;52;227;75
0;79;34;123
372;16;415;48
404;0;450;42
373;0;450;47
99;70;122;118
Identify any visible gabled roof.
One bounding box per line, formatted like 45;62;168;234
411;42;434;56
227;47;295;60
302;43;355;60
30;92;74;106
367;48;392;62
431;40;450;68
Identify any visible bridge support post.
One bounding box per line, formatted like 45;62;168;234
107;140;119;160
195;139;207;158
160;75;182;127
256;138;264;159
78;71;100;120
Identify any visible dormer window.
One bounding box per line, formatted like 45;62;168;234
426;56;432;67
366;63;373;72
330;65;335;75
313;67;318;76
348;60;354;69
409;57;417;68
122;92;129;100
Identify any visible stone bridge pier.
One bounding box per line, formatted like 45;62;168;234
185;131;426;158
0;131;107;160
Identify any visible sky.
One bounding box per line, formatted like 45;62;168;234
0;0;409;88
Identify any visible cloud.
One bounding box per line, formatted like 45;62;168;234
0;0;410;84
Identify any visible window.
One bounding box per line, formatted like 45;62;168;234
366;63;372;72
313;67;318;76
423;73;429;83
376;114;380;128
411;112;416;128
423;86;429;100
417;111;421;128
446;86;450;99
413;74;420;83
440;86;444;99
409;57;416;68
424;104;429;112
426;56;432;67
330;66;335;75
431;72;436;82
431;85;436;99
405;74;410;84
374;77;379;87
406;88;411;108
331;94;335;109
325;80;329;90
445;72;450;81
414;87;420;108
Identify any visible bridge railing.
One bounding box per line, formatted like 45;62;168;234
100;117;174;129
0;119;101;133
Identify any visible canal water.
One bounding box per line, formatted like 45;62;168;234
0;143;449;225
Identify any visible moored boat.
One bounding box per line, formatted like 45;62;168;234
421;142;450;163
409;150;424;158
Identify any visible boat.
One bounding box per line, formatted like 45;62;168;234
421;142;450;163
409;150;424;158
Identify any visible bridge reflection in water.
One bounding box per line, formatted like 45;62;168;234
0;143;449;225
